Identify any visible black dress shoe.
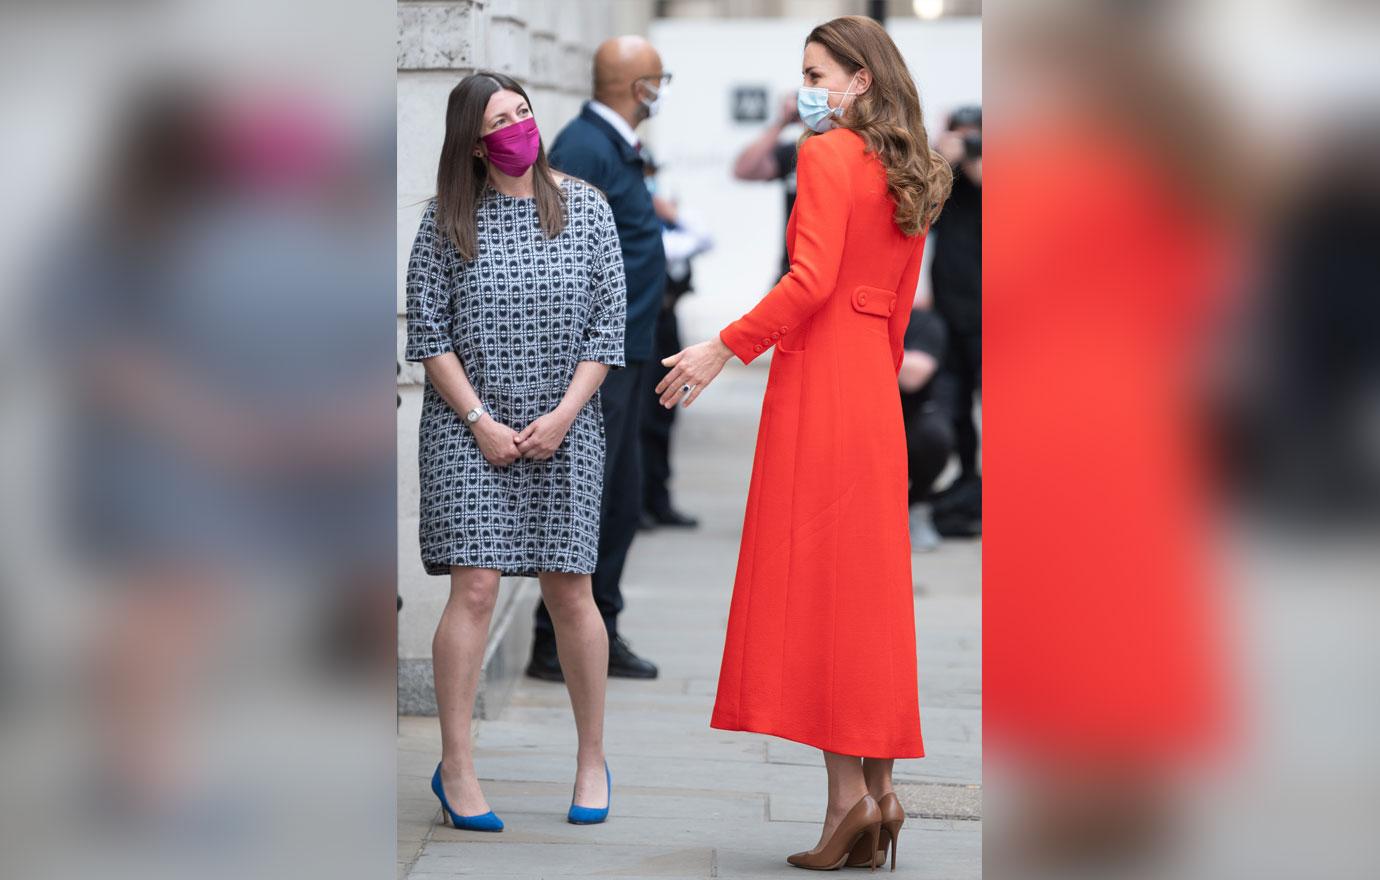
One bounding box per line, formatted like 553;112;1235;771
525;638;564;682
647;507;700;528
637;510;659;531
608;635;658;679
933;512;982;539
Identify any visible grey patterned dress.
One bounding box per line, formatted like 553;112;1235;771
405;178;626;576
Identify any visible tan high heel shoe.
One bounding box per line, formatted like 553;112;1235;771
845;791;905;870
787;795;883;871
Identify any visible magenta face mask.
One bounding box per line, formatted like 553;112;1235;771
481;116;541;177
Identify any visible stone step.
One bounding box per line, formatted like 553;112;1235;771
398;576;540;718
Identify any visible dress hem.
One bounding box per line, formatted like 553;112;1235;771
421;559;595;578
708;713;925;760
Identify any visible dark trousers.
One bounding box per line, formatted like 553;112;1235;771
533;359;645;644
932;329;982;480
641;304;682;516
902;391;955;505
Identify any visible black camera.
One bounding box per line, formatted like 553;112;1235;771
948;106;982;160
963;131;981;160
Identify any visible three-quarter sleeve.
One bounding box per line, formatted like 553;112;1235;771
719;133;852;364
404;200;456;362
578;194;627;368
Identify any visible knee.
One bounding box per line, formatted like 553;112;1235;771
451;576;499;618
541;576;592;619
916;415;955;458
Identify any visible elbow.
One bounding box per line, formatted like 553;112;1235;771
731;158;773;182
784;265;839;312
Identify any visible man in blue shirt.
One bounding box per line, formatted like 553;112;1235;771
528;35;669;681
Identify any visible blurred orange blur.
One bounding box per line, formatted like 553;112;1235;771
983;2;1379;878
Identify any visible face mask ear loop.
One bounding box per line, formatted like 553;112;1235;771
833;71;860;118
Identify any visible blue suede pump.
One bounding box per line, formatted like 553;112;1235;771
567;763;612;825
431;763;503;832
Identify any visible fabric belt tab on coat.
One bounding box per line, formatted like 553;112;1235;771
851;285;897;317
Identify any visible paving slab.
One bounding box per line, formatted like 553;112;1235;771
413;841;714;876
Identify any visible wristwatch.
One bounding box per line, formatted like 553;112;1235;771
464;405;486;426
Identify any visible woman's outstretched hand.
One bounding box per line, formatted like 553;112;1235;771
656;336;735;409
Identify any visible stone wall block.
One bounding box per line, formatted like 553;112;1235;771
398;1;486;70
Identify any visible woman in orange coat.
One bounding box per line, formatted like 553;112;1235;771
656;16;953;872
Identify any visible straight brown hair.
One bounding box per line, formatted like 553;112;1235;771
435;71;567;260
805;16;953;235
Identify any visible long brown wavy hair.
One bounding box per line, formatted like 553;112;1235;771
804;16;953;235
435;71;566;260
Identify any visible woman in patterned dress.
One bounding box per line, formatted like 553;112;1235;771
404;72;626;829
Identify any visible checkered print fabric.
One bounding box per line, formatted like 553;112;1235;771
405;179;627;576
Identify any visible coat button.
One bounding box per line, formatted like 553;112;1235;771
772;332;780;340
761;337;771;345
753;344;763;353
779;325;788;333
859;293;868;305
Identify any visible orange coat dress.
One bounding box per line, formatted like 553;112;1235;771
984;125;1232;764
710;127;926;758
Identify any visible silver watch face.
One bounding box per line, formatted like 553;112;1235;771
466;408;481;423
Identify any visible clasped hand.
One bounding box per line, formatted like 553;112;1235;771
473;409;573;467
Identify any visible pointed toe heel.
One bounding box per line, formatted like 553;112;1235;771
567;762;612;825
786;795;882;871
431;763;504;832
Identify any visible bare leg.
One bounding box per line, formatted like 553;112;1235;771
538;570;609;807
432;566;501;816
94;565;225;812
816;751;871;849
863;757;896;800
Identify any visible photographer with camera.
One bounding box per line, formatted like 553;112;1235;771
928;106;983;537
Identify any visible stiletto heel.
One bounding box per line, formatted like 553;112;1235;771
846;791;905;869
431;762;504;832
567;762;611;825
865;822;881;873
879;791;904;872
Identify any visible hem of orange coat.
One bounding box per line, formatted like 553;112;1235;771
709;713;924;760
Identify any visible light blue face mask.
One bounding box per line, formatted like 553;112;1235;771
797;72;860;133
639;81;669;118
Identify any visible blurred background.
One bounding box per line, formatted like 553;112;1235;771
1;2;397;879
983;1;1380;879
